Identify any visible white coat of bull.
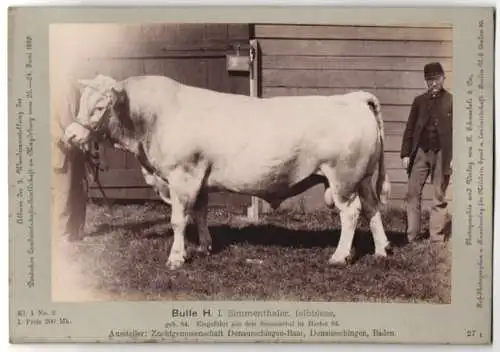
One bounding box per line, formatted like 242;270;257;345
63;74;391;269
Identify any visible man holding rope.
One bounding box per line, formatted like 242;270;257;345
52;78;90;243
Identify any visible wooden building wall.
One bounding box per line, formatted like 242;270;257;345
51;23;251;208
51;23;454;213
254;24;453;211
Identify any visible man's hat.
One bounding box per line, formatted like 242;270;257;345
424;62;445;79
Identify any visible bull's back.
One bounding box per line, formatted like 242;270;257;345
135;77;379;192
199;93;379;160
181;91;378;193
127;76;377;138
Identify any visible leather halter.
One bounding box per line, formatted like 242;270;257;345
75;92;170;195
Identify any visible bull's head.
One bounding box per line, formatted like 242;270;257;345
62;74;121;148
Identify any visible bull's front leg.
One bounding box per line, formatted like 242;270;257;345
167;192;190;270
166;164;209;270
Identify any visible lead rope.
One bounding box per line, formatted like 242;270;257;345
83;142;114;218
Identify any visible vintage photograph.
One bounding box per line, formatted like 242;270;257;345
50;22;453;304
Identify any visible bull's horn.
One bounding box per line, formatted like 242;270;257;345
93;74;117;87
78;79;96;87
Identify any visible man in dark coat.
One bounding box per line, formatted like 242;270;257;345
52;77;88;242
400;62;453;243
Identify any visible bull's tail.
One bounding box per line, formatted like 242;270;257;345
361;92;390;206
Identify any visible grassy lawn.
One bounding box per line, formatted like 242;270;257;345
60;200;451;303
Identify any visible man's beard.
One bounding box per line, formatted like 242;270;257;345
429;86;443;94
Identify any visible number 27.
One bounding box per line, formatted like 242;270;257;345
466;330;482;337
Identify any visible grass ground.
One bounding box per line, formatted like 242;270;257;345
58;201;451;303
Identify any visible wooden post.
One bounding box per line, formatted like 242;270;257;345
246;39;261;222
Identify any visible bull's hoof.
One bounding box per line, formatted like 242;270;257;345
374;242;394;258
166;259;185;270
166;253;187;270
374;248;388;258
384;243;395;256
328;255;350;267
195;245;212;256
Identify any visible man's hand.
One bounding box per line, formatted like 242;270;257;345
401;157;410;170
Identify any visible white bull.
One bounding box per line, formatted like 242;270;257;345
63;74;391;269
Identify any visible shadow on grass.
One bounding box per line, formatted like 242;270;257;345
84;203;411;263
209;224;407;262
87;218;169;237
88;220;407;264
72;204;450;303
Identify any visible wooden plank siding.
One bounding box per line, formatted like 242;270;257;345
255;24;453;212
254;24;453;41
60;23;251;207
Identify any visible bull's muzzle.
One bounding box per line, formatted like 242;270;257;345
62;122;92;149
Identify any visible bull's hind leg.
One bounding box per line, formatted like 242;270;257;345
329;193;361;265
193;190;212;256
166;165;208;270
358;177;390;257
321;165;361;265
